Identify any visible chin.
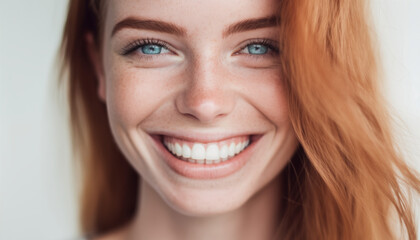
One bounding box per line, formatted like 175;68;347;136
163;188;251;217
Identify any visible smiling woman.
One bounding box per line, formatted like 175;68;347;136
60;0;420;240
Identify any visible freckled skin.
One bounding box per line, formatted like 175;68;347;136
92;0;299;239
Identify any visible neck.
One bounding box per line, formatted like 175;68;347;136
126;176;282;240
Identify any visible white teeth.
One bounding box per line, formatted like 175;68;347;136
228;143;235;157
164;137;251;164
235;143;242;154
175;143;182;157
205;144;219;161
219;145;228;159
191;144;206;160
182;144;191;158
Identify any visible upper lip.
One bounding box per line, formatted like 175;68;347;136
148;131;262;143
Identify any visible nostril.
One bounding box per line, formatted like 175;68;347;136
175;91;233;123
183;112;200;121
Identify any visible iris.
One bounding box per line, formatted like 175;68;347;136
141;44;163;54
247;44;268;55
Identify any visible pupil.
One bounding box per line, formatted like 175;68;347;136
141;44;162;54
248;44;267;55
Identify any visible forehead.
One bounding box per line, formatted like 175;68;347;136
104;0;278;36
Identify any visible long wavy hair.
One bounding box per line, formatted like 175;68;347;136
60;0;420;239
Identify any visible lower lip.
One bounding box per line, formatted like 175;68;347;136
151;135;260;180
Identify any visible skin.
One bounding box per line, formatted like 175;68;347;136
90;0;299;239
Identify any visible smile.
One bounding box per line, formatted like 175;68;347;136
163;136;250;164
152;134;261;179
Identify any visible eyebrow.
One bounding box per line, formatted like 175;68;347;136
111;18;187;37
222;16;278;37
111;16;278;38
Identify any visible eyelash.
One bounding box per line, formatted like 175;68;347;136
236;39;279;56
120;38;279;57
121;38;172;56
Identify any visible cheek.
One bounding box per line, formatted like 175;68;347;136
105;66;173;126
240;70;289;125
261;82;288;124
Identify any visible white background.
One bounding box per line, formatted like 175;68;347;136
0;0;419;239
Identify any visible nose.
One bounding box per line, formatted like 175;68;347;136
175;57;235;123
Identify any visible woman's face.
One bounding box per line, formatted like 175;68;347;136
98;0;298;216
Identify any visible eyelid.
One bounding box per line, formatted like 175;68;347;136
120;38;175;56
234;38;279;55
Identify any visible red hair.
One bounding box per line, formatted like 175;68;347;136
60;0;420;239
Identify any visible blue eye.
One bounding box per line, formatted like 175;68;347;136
121;39;171;56
238;40;279;56
141;44;164;54
246;44;268;55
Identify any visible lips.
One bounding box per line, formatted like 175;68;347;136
163;135;250;164
151;134;260;179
